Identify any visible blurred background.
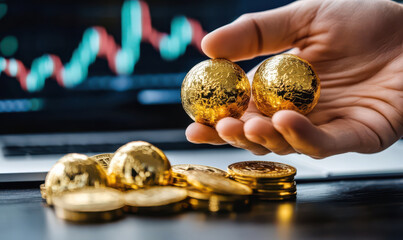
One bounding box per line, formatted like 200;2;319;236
0;0;296;134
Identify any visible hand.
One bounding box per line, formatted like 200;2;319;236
185;0;403;158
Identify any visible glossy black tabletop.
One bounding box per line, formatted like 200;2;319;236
1;178;402;240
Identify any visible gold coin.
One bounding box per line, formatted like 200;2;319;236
181;58;251;126
45;153;109;205
228;161;296;179
90;153;114;170
125;186;188;207
107;141;172;190
52;188;125;222
124;186;188;214
40;184;47;199
187;188;247;202
186;171;252;196
252;54;320;117
172;164;228;179
234;179;297;190
231;175;295;183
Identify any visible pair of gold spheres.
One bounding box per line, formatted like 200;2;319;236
181;54;321;126
44;141;171;205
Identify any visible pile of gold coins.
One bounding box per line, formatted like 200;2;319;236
228;161;297;200
40;141;297;223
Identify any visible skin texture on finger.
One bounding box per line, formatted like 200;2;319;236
243;117;295;155
216;117;271;155
185;123;226;145
271;110;376;158
201;1;321;61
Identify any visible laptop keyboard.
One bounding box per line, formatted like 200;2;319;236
2;142;227;156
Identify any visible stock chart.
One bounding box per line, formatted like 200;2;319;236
0;0;294;133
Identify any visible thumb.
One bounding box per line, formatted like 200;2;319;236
201;0;320;61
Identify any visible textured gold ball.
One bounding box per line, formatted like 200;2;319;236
107;141;172;190
252;54;320;117
44;153;109;205
181;59;251;126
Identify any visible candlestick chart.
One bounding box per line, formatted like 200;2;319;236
0;0;207;92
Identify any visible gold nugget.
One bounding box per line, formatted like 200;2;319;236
107;141;172;190
252;54;320;117
44;153;109;205
181;59;250;126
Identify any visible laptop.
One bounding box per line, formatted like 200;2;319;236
0;0;402;183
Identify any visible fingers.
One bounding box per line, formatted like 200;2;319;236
201;1;320;61
186;123;226;145
216;117;271;155
244;116;295;155
271;110;360;158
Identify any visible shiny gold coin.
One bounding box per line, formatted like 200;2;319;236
90;153;114;170
228;161;297;179
107;141;172;190
233;179;297;190
252;54;320;117
45;153;109;205
52;188;125;222
125;186;188;207
186;171;252;196
172;164;227;178
187;188;213;200
231;175;295;183
40;184;47;199
181;58;251;126
187;188;247;202
124;186;188;214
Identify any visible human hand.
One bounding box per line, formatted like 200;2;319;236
185;0;403;158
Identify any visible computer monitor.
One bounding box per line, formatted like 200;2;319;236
0;0;294;135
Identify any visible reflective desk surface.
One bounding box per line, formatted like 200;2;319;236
1;178;402;240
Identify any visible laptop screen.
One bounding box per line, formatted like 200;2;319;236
0;0;294;134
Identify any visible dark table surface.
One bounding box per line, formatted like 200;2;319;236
1;178;402;240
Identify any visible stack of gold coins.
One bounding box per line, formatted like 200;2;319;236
185;171;252;212
171;164;228;187
228;161;297;201
41;141;300;222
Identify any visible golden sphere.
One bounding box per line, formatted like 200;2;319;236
181;59;251;126
252;54;320;117
107;141;172;190
44;153;109;205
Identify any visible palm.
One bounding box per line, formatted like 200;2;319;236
186;0;403;158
